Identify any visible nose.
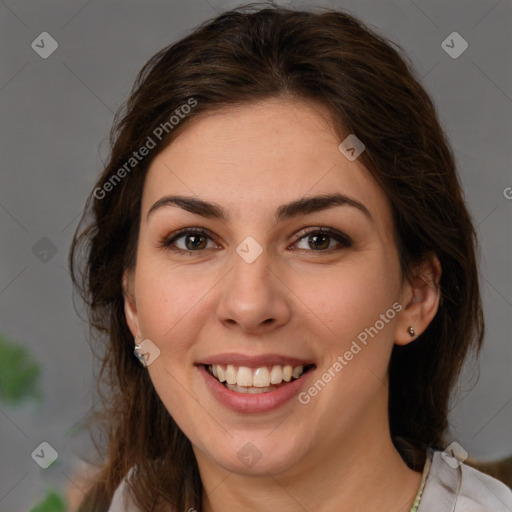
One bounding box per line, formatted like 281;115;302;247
215;244;292;334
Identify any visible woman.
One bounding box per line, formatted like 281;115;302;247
69;4;512;511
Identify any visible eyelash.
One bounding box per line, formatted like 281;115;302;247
158;227;353;255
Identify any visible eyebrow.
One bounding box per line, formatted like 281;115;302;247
147;193;372;223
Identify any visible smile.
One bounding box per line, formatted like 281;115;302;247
206;363;314;393
198;358;316;413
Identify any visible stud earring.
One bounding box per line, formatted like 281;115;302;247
408;326;416;337
133;336;147;367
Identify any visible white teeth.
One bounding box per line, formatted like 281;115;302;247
227;383;248;393
253;367;270;387
217;365;226;382
246;386;264;394
292;365;304;379
225;365;237;385
270;365;283;384
237;366;253;387
208;363;308;389
225;383;277;394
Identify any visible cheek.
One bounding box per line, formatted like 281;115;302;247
133;256;206;357
293;256;399;341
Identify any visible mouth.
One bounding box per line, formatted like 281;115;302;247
204;363;316;394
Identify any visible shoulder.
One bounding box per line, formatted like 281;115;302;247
418;448;512;512
107;467;178;512
107;468;143;512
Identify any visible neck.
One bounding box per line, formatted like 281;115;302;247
197;399;422;512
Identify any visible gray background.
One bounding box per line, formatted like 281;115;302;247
1;0;511;510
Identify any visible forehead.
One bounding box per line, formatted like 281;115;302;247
141;98;393;234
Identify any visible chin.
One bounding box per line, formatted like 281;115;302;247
199;430;309;477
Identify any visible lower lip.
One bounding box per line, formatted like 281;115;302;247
198;365;314;414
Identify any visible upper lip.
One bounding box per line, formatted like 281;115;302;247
198;353;315;368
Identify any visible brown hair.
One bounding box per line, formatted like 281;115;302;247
69;3;484;511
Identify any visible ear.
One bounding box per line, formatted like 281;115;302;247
394;254;442;346
123;269;140;338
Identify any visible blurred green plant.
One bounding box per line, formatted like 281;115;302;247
0;334;70;510
29;490;67;512
0;333;41;404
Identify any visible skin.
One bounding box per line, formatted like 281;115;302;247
124;97;441;512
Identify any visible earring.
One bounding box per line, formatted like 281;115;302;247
408;326;416;337
133;336;147;367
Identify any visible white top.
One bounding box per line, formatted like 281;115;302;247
107;449;512;511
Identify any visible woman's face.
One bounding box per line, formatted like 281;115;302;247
124;98;416;477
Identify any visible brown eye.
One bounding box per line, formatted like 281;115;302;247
293;228;352;252
307;233;330;250
160;228;217;253
182;233;208;250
